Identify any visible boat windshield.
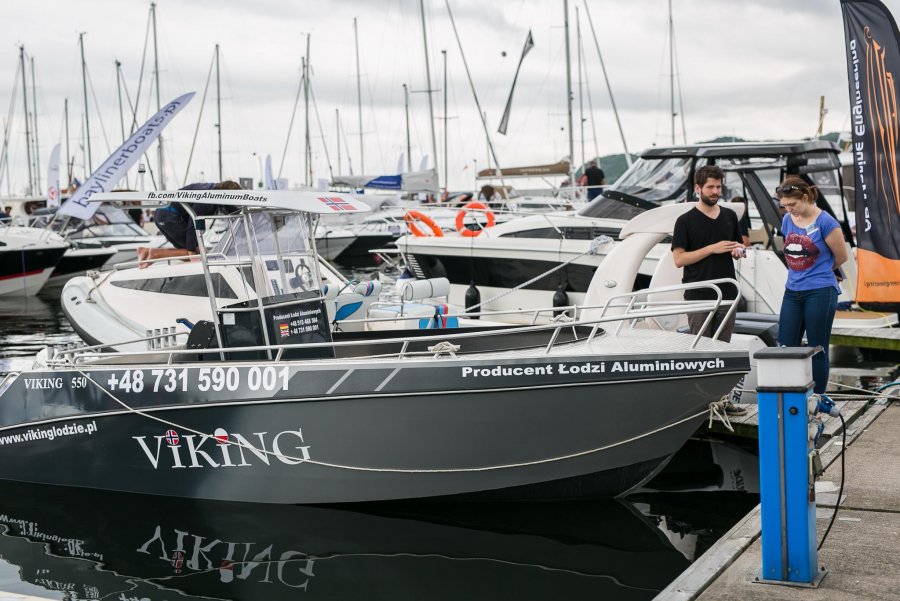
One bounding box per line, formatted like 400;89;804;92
213;212;312;258
575;194;649;220
62;205;146;238
607;157;691;203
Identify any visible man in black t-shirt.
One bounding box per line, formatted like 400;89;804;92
671;165;745;342
580;160;606;200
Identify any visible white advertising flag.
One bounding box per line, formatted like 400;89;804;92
58;92;195;220
46;143;61;208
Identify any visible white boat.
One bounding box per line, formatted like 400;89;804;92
0;223;68;296
396;140;898;330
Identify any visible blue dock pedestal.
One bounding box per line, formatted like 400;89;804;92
754;347;827;587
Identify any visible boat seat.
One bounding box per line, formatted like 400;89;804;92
331;280;383;332
368;302;459;330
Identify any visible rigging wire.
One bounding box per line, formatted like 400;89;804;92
0;59;22;193
308;76;334;181
278;66;304;180
182;49;216;186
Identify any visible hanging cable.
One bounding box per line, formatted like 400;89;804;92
182;49;216;185
817;413;847;551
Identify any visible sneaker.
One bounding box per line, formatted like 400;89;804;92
722;400;748;416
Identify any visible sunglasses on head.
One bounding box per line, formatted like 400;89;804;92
775;184;803;196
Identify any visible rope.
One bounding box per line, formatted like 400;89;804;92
708;397;735;433
68;364;709;475
465;235;613;314
427;341;460;358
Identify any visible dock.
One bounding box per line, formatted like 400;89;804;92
706;399;869;440
830;326;900;352
655;398;898;600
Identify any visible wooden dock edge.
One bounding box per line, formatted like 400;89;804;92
652;399;891;601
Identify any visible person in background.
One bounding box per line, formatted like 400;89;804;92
137;180;242;268
0;206;10;222
478;184;501;209
776;177;848;396
579;160;606;201
671;164;745;342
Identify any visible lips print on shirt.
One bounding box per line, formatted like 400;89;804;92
784;233;819;271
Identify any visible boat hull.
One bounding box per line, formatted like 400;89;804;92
0;352;746;503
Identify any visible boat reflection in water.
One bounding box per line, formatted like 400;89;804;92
0;482;711;601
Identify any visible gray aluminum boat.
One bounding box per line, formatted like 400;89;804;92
0;190;749;504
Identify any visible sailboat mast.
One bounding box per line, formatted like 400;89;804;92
403;84;412;172
564;0;575;191
30;56;40;188
151;2;164;188
115;60;130;188
354;18;364;174
215;43;222;181
304;35;311;187
64;97;71;189
20;46;34;196
335;108;341;175
442;48;448;192
419;0;439;184
576;6;585;169
669;0;675;145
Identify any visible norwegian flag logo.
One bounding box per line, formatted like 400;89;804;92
171;550;184;571
319;196;353;211
165;429;179;446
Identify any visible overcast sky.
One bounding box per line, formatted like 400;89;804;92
0;0;893;194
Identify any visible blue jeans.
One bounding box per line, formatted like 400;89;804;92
778;287;838;394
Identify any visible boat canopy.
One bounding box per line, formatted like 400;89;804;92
91;190;371;214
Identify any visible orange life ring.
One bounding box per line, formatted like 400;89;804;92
404;210;443;237
455;202;496;237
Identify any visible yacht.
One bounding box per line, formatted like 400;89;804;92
0;223;68;296
396;140;897;329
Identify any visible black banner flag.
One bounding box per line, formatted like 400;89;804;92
841;0;900;302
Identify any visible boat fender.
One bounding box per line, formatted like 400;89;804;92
404;210;443;237
552;284;569;317
455;201;496;237
465;281;480;320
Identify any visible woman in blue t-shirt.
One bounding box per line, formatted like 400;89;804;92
776;177;849;394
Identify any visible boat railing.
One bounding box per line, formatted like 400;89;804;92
46;279;740;367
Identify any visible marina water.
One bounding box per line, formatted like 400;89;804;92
0;281;761;600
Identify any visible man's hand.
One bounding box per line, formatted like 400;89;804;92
709;240;741;254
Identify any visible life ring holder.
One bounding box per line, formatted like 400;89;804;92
455;202;496;237
404;210;444;237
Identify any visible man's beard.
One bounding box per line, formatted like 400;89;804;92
699;192;719;206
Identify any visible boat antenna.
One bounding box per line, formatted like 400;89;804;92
444;0;504;186
403;83;412;172
582;0;631;165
